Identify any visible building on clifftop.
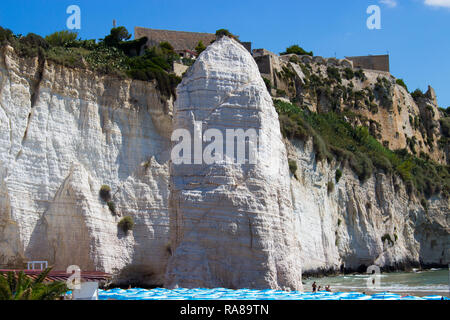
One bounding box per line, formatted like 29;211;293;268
345;54;390;72
134;27;252;57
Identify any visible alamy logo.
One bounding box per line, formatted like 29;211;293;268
66;5;81;30
66;265;81;290
367;5;381;30
366;265;381;289
171;121;259;165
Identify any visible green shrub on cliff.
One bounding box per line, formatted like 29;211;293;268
100;26;131;47
288;159;298;179
45;46;88;69
374;77;393;110
107;201;117;215
45;30;78;47
335;169;343;183
263;78;272;92
0;25;181;99
439;107;450;117
13;33;49;57
439;117;450;137
343;68;354;80
281;44;313;57
354;69;366;82
118;216;134;233
396;78;409;92
327;66;342;84
411;88;426;101
215;29;238;39
0;26;15;44
273;99;449;196
125;45;181;97
327;181;335;194
99;185;112;202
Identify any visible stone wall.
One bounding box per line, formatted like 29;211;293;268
135;27;252;54
252;49;277;58
254;55;272;75
135;27;216;51
345;55;390;72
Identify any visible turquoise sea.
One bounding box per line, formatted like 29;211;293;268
98;269;449;300
304;268;449;297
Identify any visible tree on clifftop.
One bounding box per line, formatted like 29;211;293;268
215;29;238;40
281;44;313;56
159;41;175;54
45;30;78;47
101;26;132;47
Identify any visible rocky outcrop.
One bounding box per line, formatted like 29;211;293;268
165;37;303;290
258;53;448;164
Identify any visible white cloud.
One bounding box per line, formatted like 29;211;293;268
424;0;450;8
379;0;398;7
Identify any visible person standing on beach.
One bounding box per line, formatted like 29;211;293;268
312;282;317;293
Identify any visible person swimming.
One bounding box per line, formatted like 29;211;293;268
325;285;331;292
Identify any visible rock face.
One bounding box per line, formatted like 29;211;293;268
165;37;303;290
0;40;448;288
0;45;172;285
257;54;448;164
286;138;449;274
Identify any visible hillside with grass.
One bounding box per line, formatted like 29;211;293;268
264;48;449;168
259;44;449;206
0;26;181;98
275;99;449;205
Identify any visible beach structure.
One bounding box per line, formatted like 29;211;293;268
72;282;99;300
27;261;48;270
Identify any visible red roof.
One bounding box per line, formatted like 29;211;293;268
0;269;112;283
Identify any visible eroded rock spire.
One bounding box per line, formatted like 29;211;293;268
165;36;303;290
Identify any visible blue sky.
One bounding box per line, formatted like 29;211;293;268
0;0;449;107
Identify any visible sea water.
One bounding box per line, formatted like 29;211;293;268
303;268;449;297
98;269;449;301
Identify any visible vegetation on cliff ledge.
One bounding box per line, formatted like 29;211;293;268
0;26;181;98
275;99;449;199
118;216;135;233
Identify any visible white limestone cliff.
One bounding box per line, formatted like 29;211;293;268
165;37;303;290
0;45;172;285
287;138;449;274
0;40;448;288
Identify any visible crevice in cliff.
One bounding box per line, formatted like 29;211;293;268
0;101;13;153
20;111;33;145
18;55;45;150
0;49;13;154
30;54;45;110
248;217;253;249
